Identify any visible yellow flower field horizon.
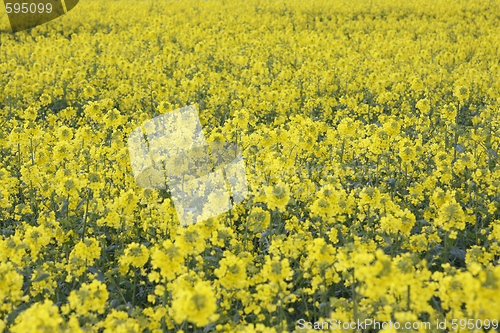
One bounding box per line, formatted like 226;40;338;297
1;0;500;332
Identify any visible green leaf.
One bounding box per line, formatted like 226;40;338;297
319;302;330;310
204;323;217;333
488;148;498;159
60;219;70;226
32;273;50;282
448;247;466;261
455;144;465;154
382;235;393;245
60;200;69;214
88;267;106;283
110;299;121;309
76;198;86;211
120;281;134;289
6;303;31;324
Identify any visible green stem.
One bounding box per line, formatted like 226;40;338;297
340;138;345;165
81;189;90;241
66;194;70;221
352;269;357;322
132;269;137;306
407;285;411;311
443;231;449;264
244;218;248;251
453;101;459;163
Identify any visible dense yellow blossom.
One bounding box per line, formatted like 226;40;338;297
170;277;218;327
67;280;109;316
10;301;63;333
1;0;500;331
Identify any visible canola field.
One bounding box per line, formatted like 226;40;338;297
1;0;500;332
